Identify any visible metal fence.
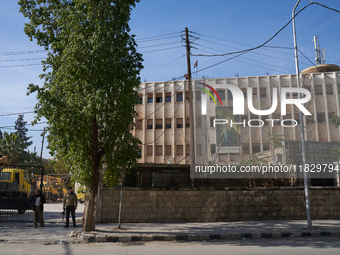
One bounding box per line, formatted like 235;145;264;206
0;165;44;222
123;166;261;188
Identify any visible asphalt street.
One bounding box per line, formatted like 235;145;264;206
1;236;340;255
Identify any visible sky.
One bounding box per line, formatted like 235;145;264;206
0;0;340;159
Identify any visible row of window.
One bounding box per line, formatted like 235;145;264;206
139;84;338;105
141;143;285;157
136;113;334;130
136;118;190;130
142;145;190;157
207;113;335;127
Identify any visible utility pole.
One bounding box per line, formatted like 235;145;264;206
293;0;312;230
185;27;196;179
40;127;46;159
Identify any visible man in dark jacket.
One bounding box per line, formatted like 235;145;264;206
29;189;46;228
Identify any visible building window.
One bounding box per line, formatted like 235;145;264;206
147;119;153;129
185;92;190;102
210;117;215;127
147;93;153;103
186;145;190;155
165;118;171;129
165;92;171;102
242;144;249;154
196;117;201;128
209;90;214;101
294;114;300;124
317;113;325;123
177;145;183;155
326;85;333;95
137;146;142;157
252;88;257;98
186;118;190;128
252;144;261;153
147;146;153;156
306;116;314;124
177;93;183;102
314;85;322;96
136;119;142;130
260;88;266;98
156;119;162;129
155;145;162;156
196;91;201;101
217;90;225;100
156;93;163;103
137;94;142;104
177;118;183;128
211;144;216;155
165;145;171;156
241;88;247;99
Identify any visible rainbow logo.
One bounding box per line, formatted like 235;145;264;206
197;82;222;106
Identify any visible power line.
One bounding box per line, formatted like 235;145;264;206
0;111;34;117
0;50;46;56
0;63;41;68
135;32;181;41
140;46;183;54
137;41;180;49
191;1;340;58
137;35;180;43
0;57;45;63
140;54;185;76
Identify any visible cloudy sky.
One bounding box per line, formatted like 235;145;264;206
1;0;339;158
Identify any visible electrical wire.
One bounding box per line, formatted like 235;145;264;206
140;54;185;76
191;2;340;58
135;32;181;42
137;41;180;49
139;46;183;54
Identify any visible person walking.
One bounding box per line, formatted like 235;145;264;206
63;187;78;227
30;189;46;228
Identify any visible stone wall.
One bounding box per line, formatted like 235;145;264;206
100;187;340;223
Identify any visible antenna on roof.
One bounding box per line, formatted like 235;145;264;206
313;36;325;65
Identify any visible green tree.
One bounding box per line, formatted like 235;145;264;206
15;114;33;148
330;115;340;156
19;0;142;231
0;132;26;164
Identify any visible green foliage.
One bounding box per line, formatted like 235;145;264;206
15;114;33;148
0;132;26;164
19;0;143;188
269;133;284;148
330;115;340;128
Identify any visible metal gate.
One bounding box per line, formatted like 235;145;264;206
0;165;44;222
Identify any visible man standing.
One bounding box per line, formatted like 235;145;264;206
63;187;78;227
30;189;46;228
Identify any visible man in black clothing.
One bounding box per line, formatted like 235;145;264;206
29;189;46;228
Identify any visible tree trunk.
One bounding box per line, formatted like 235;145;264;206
83;118;102;231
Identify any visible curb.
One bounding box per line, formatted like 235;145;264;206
78;230;340;243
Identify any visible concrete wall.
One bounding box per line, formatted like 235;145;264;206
100;187;340;223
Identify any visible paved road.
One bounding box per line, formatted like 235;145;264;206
1;236;340;255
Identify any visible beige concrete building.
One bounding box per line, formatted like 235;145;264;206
133;68;340;165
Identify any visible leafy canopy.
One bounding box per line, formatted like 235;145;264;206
19;0;143;186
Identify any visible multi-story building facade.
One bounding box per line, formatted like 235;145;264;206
133;66;340;166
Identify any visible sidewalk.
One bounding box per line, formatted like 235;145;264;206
1;219;340;243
